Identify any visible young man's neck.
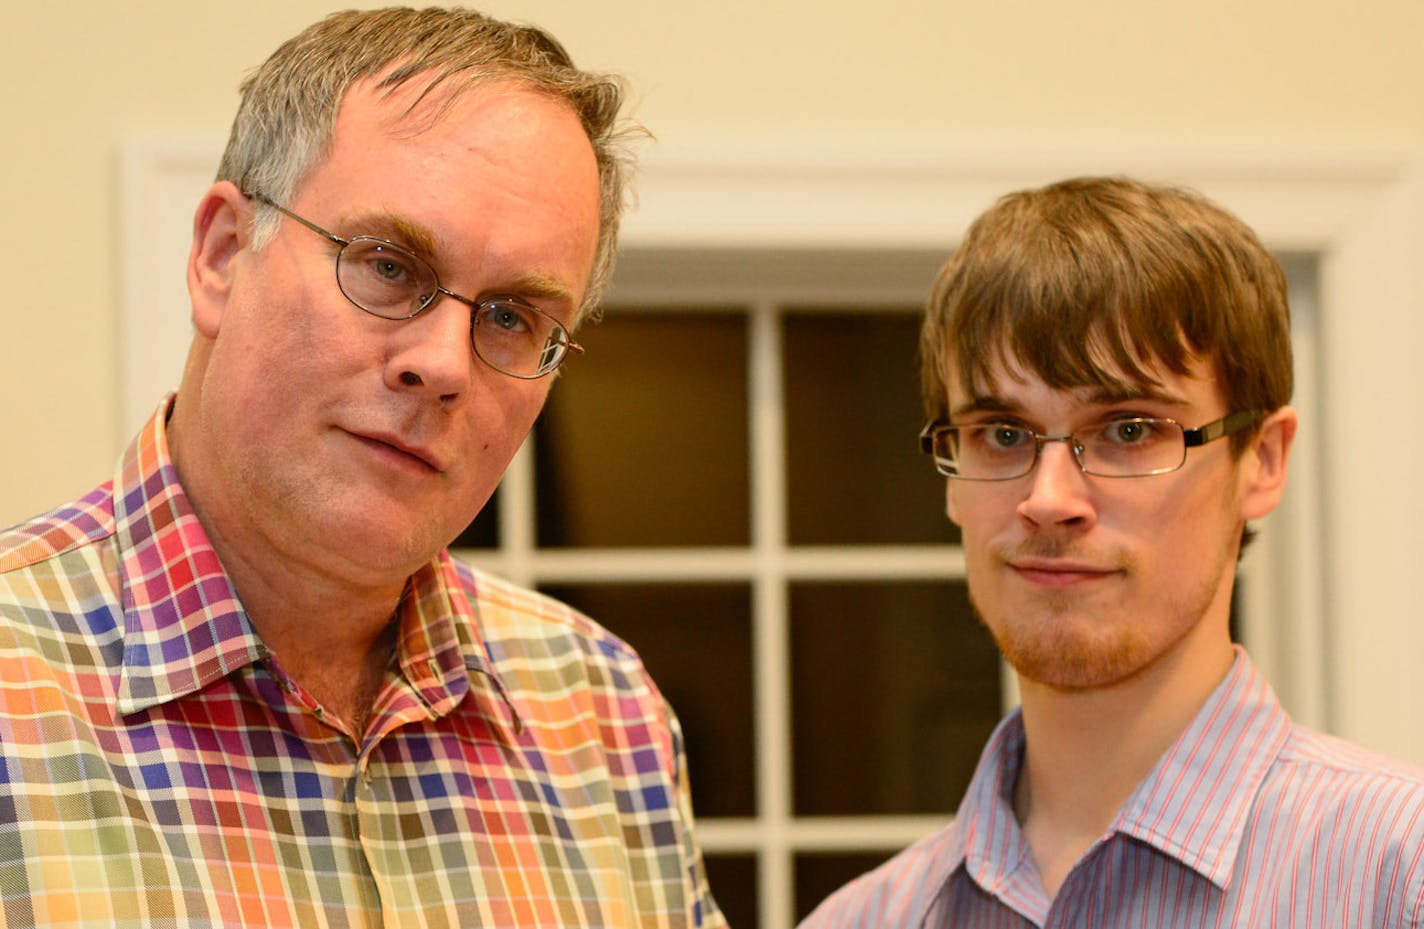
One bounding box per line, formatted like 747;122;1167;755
1010;633;1235;900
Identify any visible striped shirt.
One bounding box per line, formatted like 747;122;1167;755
800;650;1424;928
0;401;725;928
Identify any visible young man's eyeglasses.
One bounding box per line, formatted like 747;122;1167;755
245;192;583;380
919;410;1263;480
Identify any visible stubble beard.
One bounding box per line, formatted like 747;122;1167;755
968;540;1224;692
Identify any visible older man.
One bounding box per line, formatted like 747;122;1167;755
0;8;723;927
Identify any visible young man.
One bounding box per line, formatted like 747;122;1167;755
0;8;724;927
802;177;1424;927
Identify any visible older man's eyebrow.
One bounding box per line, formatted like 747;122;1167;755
502;271;577;308
342;210;441;258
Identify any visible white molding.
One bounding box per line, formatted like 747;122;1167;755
623;145;1415;251
118;138;221;437
1313;168;1424;760
121;138;1424;763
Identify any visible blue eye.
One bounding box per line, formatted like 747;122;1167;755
477;299;537;334
1095;418;1164;446
984;424;1032;449
337;239;435;317
372;255;410;282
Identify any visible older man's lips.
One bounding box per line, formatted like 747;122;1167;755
347;430;445;474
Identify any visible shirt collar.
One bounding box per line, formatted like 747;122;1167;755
942;648;1291;915
114;398;267;715
1113;647;1291;888
394;552;524;737
952;710;1047;920
114;397;523;738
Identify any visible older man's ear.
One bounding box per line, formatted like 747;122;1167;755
186;181;250;339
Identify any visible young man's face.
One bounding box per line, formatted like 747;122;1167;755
943;354;1294;691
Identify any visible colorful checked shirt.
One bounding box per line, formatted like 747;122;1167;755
801;650;1424;928
0;401;725;929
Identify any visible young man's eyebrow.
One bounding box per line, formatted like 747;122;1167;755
949;395;1022;418
1082;384;1189;406
948;384;1189;420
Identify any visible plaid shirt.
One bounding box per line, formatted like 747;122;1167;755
800;650;1424;928
0;401;725;929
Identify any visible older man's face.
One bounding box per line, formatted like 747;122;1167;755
185;79;600;584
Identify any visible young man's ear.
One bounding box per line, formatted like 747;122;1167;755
186;181;250;338
1240;406;1298;521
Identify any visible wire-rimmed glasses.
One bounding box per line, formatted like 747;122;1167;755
247;192;583;379
919;410;1263;480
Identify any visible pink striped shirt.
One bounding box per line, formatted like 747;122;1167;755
801;650;1424;927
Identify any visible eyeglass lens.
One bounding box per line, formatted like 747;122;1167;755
335;238;568;378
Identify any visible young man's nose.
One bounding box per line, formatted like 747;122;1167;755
1016;440;1097;528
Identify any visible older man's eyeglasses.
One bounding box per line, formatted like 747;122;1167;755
246;192;582;379
919;410;1262;480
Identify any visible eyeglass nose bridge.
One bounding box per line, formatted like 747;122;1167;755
1026;431;1091;476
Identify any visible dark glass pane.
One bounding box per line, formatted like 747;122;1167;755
790;580;1000;816
1230;574;1243;643
795;852;899;921
540;583;755;818
536;310;749;547
704;854;758;929
783;312;959;546
450;489;499;549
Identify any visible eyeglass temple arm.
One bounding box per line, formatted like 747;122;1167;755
244;191;346;248
917;421;942;456
1182;409;1263;447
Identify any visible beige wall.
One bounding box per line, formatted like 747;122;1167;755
3;0;1423;526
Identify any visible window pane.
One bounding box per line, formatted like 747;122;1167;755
783;312;958;546
795;852;899;922
539;583;756;818
450;488;499;549
790;580;1001;815
535;310;749;547
704;854;758;929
